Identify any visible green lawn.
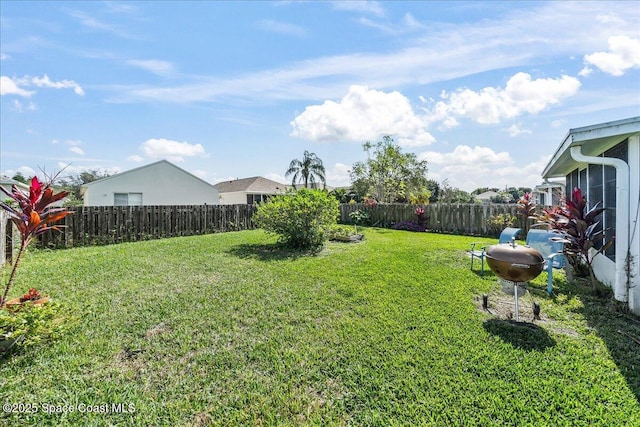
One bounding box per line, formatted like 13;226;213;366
1;229;639;426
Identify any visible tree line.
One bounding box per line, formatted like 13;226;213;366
285;135;531;205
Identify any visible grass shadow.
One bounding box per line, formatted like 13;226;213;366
226;242;319;262
552;277;640;402
483;318;556;352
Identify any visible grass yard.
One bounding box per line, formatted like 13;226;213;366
1;228;639;426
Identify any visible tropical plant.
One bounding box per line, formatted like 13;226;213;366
486;213;518;237
348;209;370;233
285;151;327;189
350;136;429;203
536;187;611;291
253;188;338;249
0;176;72;308
516;192;536;233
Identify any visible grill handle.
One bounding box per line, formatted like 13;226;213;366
510;263;531;269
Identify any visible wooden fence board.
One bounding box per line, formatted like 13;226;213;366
35;202;525;249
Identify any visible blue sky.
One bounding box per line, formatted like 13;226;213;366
1;1;639;192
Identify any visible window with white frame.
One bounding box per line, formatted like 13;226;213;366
114;193;143;206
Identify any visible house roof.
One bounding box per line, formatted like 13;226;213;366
213;176;289;194
475;190;499;200
542;116;640;178
0;176;30;191
80;160;217;194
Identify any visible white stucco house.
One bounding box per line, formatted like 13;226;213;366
81;160;219;206
0;176;30;195
475;190;499;204
214;176;289;205
532;181;564;206
541;116;640;314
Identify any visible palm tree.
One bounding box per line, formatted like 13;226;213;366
286;150;327;189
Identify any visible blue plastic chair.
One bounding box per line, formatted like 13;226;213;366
525;229;567;294
470;227;521;275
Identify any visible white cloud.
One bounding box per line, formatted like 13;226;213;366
11;99;36;112
3;166;37;179
140;138;207;162
127;154;145;163
126;59;175;77
108;2;639;105
0;53;8;60
420;145;512;166
31;74;85;96
419;146;549;192
551;119;565;128
69;146;85;156
326;163;352;187
291;85;435;147
57;162;123;178
425;72;581;126
331;1;385;17
264;173;288;184
507;123;532;137
578;67;593;77
256;20;307;37
1;76;35;97
583;36;640;76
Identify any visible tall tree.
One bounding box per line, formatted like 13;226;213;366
286;151;327;189
350;136;428;203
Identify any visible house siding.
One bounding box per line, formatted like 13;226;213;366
83;161;219;206
542;117;640;314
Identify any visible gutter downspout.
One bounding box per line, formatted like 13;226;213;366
569;145;629;302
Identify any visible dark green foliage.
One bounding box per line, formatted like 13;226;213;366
253;188;339;249
350;136;429;203
285;150;326;189
486;213;518;237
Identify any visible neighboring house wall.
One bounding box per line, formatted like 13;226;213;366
0;178;29;196
214;177;288;205
532;183;564;206
475;191;499;204
542;117;640;314
82;160;219;206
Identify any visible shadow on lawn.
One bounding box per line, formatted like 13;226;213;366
226;243;318;261
551;277;640;402
483;319;556;352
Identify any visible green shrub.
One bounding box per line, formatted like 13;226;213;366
253;189;339;249
1;302;75;354
327;224;364;242
486;213;518;237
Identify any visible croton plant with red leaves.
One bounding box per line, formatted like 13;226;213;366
537;187;611;290
0;176;72;307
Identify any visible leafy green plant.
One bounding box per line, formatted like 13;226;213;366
536;187;611;291
253;188;339;249
327;224;363;242
0;176;72;308
348;209;370;233
0;302;74;353
486;213;518;237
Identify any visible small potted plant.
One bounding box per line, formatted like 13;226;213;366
4;288;50;311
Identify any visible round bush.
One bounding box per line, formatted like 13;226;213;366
253;189;339;249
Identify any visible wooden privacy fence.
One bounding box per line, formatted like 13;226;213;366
25;202;530;250
38;205;257;249
340;203;524;236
